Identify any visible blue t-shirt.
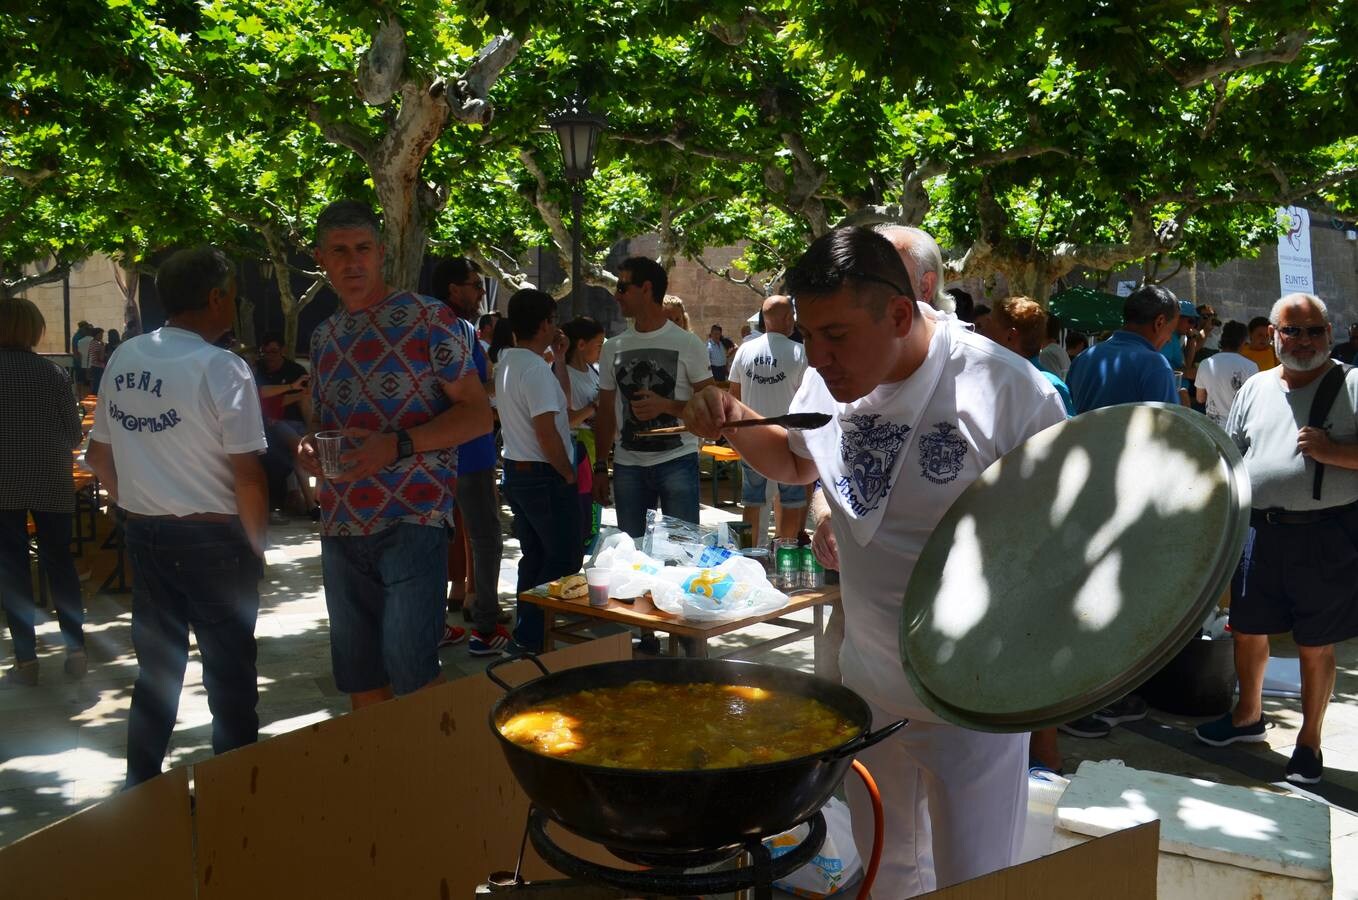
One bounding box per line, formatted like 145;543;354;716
1030;356;1074;417
1067;330;1178;414
1160;334;1185;369
454;317;497;475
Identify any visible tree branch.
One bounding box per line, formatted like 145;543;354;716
356;16;405;106
448;35;522;125
1;164;57;187
611;130;757;163
1;259;73;298
1171;28;1311;88
466;248;533;294
307;102;376;166
691;253;771;299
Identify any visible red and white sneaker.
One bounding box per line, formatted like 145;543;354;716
468;625;513;656
439;624;468;648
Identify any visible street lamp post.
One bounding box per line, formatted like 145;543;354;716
549;96;606;321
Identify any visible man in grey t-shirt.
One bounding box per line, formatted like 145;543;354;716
1194;293;1358;787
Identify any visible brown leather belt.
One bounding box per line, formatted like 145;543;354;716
123;511;238;524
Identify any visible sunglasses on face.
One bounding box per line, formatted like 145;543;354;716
1276;325;1328;339
615;281;634;293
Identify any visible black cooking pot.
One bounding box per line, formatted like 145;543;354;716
487;655;905;857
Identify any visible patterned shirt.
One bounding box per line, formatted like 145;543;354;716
0;349;83;513
310;291;472;536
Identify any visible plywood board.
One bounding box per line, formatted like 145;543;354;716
0;767;194;900
924;822;1159;899
192;635;632;900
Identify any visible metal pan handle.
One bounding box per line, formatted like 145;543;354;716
824;719;908;761
485;653;551;692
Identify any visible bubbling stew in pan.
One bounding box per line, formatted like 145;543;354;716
497;681;858;770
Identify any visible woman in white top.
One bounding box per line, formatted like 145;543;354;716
562;316;605;548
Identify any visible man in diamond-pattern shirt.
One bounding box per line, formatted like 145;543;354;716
297;200;492;710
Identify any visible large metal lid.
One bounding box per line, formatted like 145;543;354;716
899;403;1251;732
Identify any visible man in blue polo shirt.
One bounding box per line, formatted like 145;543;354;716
1067;285;1180;414
430;256;510;655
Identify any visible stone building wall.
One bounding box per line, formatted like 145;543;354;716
18;256;131;354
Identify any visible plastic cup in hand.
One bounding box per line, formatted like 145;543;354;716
315;430;348;479
585;568;612;608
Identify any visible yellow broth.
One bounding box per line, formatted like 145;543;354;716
497;681;859;770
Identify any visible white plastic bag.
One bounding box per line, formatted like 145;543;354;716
766;797;862;898
648;555;788;622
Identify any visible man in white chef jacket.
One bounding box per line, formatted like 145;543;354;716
685;226;1066;896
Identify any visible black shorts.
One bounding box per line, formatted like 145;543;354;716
1229;506;1358;646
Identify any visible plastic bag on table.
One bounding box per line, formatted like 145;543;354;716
641;510;740;567
766;797;862;898
589;533;667;601
649;555;788;622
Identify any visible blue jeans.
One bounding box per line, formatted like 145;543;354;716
0;509;84;662
613;454;702;538
502;462;582;652
454;467;505;635
124;518;260;787
320;523;448;695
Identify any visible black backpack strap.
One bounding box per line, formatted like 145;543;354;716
1310;363;1353;500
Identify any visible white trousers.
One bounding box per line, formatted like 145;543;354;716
844;700;1030;897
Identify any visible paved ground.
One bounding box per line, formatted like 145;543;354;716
2;494;1357;897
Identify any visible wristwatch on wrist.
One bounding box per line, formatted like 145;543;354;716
395;429;414;460
593;460;609;475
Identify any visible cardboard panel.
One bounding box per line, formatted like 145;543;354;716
192;635;632;900
925;822;1160;899
0;767;194;900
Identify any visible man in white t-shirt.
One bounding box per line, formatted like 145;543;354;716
1195;320;1258;426
496;288;581;652
686;227;1065;896
86;245;269;787
730;294;809;540
592;256;713;539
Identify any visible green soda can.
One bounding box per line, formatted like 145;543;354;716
800;546;825;588
774;540;800;590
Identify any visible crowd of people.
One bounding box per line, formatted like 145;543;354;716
1;200;1356;897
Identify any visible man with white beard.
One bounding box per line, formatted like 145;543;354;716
1195;293;1358;787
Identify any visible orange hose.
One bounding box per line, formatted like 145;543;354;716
852;759;883;900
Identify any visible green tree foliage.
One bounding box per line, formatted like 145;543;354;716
3;0;1356;319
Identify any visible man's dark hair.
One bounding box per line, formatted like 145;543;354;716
1122;285;1179;326
507;288;557;342
1219;320;1248;351
430;256;479;298
1248;315;1270;331
710;324;722;333
157;245;235;316
315;199;382;246
947;287;975;322
91;327;104;337
258;331;284;348
477;313;499;331
783;226;915;318
619;256;668;303
1065;331;1089;352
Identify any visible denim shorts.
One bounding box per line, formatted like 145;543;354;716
739;460;809;508
320;523;448;695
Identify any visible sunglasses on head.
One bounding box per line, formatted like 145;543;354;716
1276;325;1328;339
